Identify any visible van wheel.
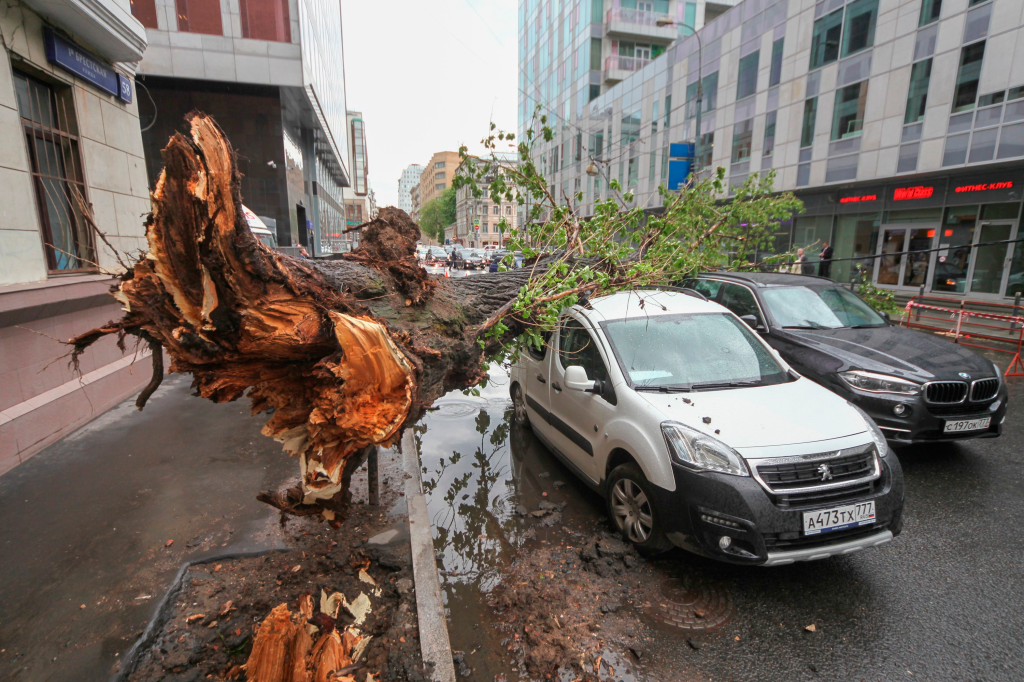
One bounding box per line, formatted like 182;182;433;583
511;383;530;426
606;463;671;555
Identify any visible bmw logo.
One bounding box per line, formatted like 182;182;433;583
959;372;971;379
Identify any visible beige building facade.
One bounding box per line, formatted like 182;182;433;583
0;0;153;476
417;150;461;210
454;158;521;247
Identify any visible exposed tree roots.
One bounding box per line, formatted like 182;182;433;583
70;113;536;524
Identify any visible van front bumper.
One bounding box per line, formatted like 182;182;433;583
648;454;904;566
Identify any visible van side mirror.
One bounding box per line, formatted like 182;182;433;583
564;365;598;392
740;314;765;331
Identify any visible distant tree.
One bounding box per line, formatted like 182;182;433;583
419;186;456;242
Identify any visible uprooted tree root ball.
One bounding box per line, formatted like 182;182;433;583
69;112;544;525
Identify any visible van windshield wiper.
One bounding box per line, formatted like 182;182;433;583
691;380;762;391
634;385;692;393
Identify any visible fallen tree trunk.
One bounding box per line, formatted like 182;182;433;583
72;114;542;524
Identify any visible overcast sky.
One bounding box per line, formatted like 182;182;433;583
341;0;519;208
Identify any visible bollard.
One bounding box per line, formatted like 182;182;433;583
1013;292;1022;336
367;446;379;506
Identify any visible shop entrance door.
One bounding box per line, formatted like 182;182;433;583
874;225;940;290
967;222;1015;295
875;227;907;286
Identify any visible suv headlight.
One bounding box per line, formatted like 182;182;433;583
839;370;921;395
661;422;750;476
849;403;889;458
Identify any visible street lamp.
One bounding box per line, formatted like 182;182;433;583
655;17;703;176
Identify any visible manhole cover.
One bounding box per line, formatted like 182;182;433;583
645;576;733;630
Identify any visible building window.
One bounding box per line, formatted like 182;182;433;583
435;183;445;190
698;132;714;169
731;119;753;163
736;52;759;100
435;171;445;179
842;0;878;57
686;72;718;118
832;82;868;140
621;110;641;147
904;59;932;124
920;0;942;26
763;110;777;157
493;205;499;215
174;0;223;35
130;0;159;28
664;94;671;129
435;161;445;169
627;157;638;187
801;97;818;148
240;0;290;42
953;41;985;113
810;9;843;69
14;71;93;273
769;38;784;87
652;100;659;134
506;205;512;215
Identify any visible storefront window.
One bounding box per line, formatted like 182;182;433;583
793;215;833;269
981;203;1021;220
1009;239;1024;298
833;212;880;283
933;206;979;293
883;207;942;287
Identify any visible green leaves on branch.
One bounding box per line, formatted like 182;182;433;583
419;186;457;242
461;106;804;362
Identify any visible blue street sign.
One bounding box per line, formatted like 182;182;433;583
668;142;696;190
44;30;132;104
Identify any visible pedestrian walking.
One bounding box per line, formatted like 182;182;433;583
819;241;834;279
445;247;456;278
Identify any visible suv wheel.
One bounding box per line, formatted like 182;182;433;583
511;383;530;426
606;463;671;554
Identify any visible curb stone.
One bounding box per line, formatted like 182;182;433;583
401;430;457;682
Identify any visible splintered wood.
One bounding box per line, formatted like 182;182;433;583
245;591;373;682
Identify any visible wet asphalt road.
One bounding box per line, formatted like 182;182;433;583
420;367;1024;682
0;375;294;682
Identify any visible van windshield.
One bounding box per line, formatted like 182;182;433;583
602;313;787;390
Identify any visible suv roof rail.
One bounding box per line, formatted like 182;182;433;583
634;285;709;302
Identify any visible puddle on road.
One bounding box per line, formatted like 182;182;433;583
415;365;649;680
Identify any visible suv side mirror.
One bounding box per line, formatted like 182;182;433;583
881;312;891;323
564;365;598;392
740;314;765;331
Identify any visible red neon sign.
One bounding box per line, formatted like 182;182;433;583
893;186;935;201
839;194;878;204
954;181;1013;193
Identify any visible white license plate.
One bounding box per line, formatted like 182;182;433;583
943;417;991;433
803;501;876;536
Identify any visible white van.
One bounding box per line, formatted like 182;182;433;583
242;205;278;249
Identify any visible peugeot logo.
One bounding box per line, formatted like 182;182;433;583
817;463;834;481
959;372;971;380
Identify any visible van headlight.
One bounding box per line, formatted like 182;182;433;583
661;422;750;476
839;370;921;395
848;403;889;458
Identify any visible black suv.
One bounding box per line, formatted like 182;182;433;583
681;273;1008;445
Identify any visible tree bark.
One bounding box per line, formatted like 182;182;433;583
71;113;537;524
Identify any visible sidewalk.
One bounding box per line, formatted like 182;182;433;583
0;375;294;682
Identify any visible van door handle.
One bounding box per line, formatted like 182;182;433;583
536;375;546;384
552;382;562;392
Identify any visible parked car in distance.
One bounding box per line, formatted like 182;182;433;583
488;249;512;272
455;249;486;270
681;273;1007;444
511;289;904;565
424;246;448;265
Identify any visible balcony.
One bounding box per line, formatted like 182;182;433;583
605;8;678;43
604;55;652;84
